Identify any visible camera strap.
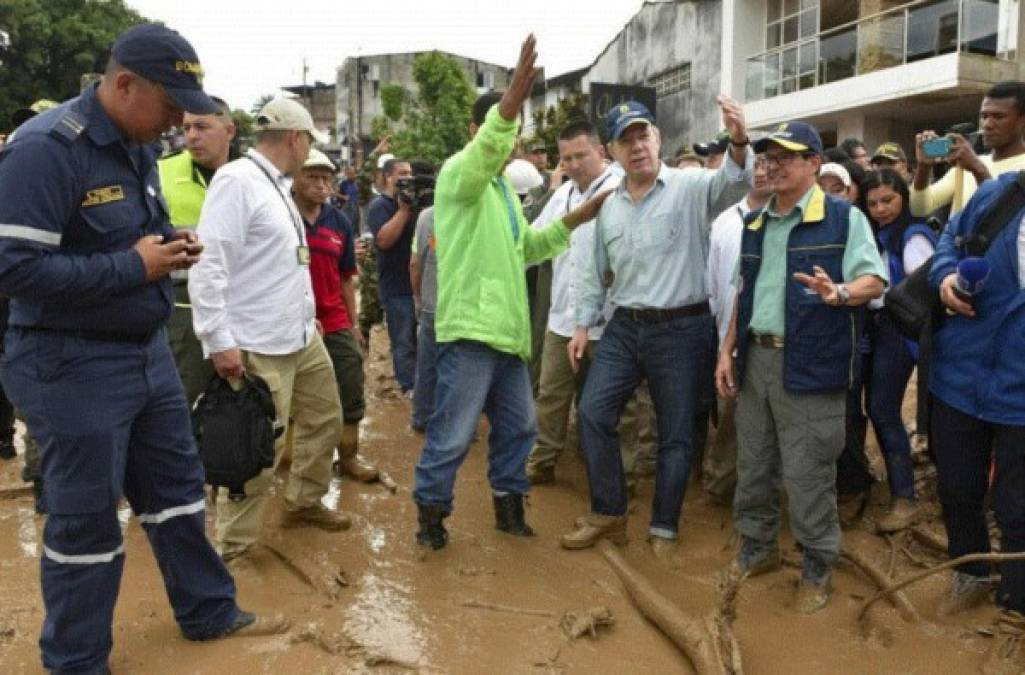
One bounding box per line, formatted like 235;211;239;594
495;176;520;242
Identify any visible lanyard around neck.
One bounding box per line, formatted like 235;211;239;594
495;176;520;241
247;156;305;245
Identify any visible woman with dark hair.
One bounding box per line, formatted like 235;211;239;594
859;168;937;531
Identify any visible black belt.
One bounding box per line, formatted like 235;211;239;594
750;332;785;349
615;301;710;325
23;326;158;345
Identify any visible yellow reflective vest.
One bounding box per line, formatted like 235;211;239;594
157;151;208;228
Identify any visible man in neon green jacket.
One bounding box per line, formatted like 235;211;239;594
412;35;609;549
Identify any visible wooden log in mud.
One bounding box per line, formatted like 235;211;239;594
602;543;741;675
841;546;919;623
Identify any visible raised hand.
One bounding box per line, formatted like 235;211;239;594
498;34;540;122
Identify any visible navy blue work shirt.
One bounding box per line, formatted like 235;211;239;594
367;193;414;299
0;85;174;335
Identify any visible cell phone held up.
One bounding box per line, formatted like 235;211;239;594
922;136;952;159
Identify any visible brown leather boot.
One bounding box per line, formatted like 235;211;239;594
559;514;627;550
334;424;379;483
875;498;921;533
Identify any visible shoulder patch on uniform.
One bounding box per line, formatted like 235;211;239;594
81;185;125;207
48;112;87;145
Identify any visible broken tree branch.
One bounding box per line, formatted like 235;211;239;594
858;551;1025;623
910;525;948;554
841;547;919;623
601;543;732;675
459;599;558;619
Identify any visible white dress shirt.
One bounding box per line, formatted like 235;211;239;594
707;197;753;346
532;163;622;339
190;148;316;356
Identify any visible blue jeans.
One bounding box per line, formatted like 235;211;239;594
383;294;417;391
413;340;535;511
867;313;916;499
579;312;715;539
411;311;437;430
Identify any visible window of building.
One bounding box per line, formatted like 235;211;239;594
767;0;818;49
646;63;691;98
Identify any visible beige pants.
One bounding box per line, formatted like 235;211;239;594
215;332;344;557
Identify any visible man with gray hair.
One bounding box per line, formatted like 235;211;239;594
190;98;353;562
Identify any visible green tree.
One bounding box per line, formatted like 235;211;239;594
529;91;589;155
0;0;148;129
369;51;476;166
250;93;274;116
231;108;256;150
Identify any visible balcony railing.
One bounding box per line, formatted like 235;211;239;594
745;0;1016;102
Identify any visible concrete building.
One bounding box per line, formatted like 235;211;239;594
283;82;337;146
523;0;724;158
335;51;512;159
722;0;1025;151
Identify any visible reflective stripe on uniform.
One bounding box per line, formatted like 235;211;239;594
43;544;124;565
136;498;205;525
0;224;61;246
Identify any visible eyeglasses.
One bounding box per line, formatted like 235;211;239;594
763;151;813;168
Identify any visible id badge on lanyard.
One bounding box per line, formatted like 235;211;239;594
297;245;311;266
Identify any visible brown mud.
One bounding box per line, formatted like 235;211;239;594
0;329;1001;673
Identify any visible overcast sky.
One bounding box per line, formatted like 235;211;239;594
126;0;647;112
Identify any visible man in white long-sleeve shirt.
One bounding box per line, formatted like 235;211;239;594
190;98;351;562
703;155;771;504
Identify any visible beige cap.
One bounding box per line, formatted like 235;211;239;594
303;148;336;172
255;98;329;144
504;158;543;196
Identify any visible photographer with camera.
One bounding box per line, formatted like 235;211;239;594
368;157;418;394
911;81;1025;218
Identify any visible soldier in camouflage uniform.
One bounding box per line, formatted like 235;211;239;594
354;140;390;344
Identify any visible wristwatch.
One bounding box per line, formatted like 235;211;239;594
834;283;851;306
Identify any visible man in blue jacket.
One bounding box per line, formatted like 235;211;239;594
929;170;1025;672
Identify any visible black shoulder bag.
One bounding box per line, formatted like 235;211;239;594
885;171;1025;340
192;374;282;500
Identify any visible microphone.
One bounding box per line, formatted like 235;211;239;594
952;256;991;309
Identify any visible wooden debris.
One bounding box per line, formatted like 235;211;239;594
910;525;948;554
0;484;33;500
460;599;558;619
378;471;399;494
858;551;1025;623
841;546;919;623
602;543;742;675
560;606;614;640
260;542;348;599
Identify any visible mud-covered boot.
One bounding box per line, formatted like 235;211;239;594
334;424;379;483
493;493;535;537
416;503;449;550
560;514;628;550
875;498;921;533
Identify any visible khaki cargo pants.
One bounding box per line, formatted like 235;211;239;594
215;332;343;558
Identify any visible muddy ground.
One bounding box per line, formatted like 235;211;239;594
0;326;1005;674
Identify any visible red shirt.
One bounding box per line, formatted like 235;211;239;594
305;204;357;333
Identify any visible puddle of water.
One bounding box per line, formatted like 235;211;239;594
16;506;37;558
343;572;426;667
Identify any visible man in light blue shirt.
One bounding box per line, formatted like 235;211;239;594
560;99;754;554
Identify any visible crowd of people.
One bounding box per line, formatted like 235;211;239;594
0;23;1024;674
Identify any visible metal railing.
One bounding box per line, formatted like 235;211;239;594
745;0;1012;102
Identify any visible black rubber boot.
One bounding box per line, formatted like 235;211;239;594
493;494;535;537
416;503;449;550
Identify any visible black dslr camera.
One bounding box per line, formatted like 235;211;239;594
397;174;436;210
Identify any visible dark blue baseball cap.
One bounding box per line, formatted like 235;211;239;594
111;23;217;115
606;101;655;142
753;121;823;155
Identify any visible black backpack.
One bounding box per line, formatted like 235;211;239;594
192;374;282;500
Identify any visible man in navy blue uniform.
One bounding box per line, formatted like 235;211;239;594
0;24;287;673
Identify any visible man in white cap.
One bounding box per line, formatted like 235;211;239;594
817;162;852;202
190;98;353;563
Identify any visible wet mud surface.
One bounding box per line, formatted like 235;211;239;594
0;329;1002;673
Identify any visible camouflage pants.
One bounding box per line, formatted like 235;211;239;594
358;249;383;339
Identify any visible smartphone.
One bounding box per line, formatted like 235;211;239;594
922;137;952;159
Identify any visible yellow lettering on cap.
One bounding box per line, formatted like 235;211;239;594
619;104;630;114
776;123;788;131
175;60;203;75
81;185;125;208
